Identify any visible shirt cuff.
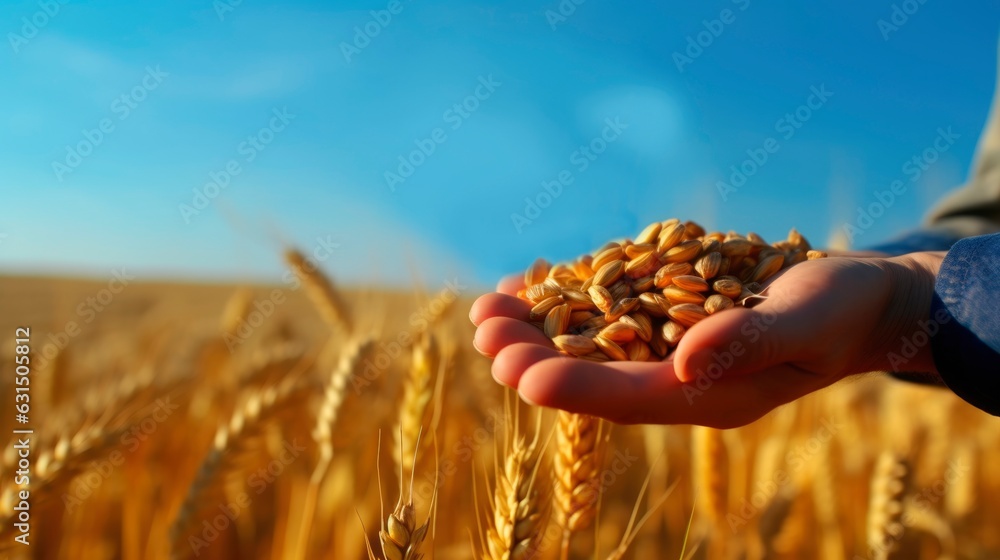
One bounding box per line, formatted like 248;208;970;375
929;233;1000;415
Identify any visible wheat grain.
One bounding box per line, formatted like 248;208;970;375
514;219;820;361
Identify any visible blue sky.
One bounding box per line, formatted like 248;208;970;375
1;0;997;288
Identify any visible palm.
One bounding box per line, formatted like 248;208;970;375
471;255;903;427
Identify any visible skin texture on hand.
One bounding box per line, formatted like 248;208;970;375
470;252;945;428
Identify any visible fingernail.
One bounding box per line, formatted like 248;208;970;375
472;337;493;358
518;391;538;406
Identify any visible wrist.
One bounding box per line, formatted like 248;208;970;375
867;252;945;374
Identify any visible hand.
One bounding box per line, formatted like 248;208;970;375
470;252;944;427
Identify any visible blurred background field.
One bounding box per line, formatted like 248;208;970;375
1;271;999;559
3;0;1000;558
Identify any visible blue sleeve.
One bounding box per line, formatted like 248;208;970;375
928;233;1000;415
866;229;963;255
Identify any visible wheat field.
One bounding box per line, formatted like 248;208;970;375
0;259;997;560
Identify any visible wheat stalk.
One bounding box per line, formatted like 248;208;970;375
0;422;123;540
866;451;911;560
363;430;433;560
903;497;956;559
483;404;546;560
553;411;602;556
292;335;375;559
284;247;352;332
311;335;376;476
945;440;976;522
220;286;254;340
394;332;439;476
169;374;306;554
692;426;726;531
812;442;845;560
605;453;677;560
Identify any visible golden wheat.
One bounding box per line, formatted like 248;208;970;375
866;451;911;560
553;411;603;555
284;248;352;331
484;411;546;560
691;426;727;530
394;332;439;476
518;220;822;362
2;235;996;559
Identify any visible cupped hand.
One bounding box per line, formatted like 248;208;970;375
470;252;943;428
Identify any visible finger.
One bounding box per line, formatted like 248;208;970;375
673;282;823;382
516;359;679;421
491;342;562;388
674;309;810;383
496;274;525;296
469;292;531;327
517;356;829;427
473;316;553;358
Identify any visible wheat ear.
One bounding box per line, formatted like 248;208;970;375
292;335;374;560
220;286;254;339
554;411;601;555
812;442;845;560
691;426;727;530
485;407;546;560
169;375;305;554
866;451;911;560
284;247;352;331
377;430;431;560
394;332;439;476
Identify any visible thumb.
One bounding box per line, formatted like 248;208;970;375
673;291;812;382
